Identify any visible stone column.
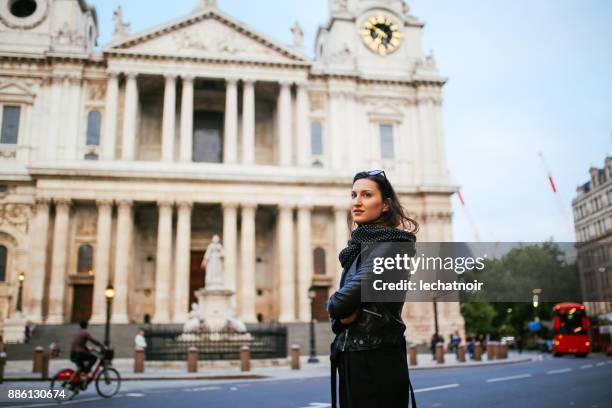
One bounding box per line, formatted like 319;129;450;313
90;199;113;324
47;198;71;324
241;80;255;165
297;204;313;322
180;76;194;162
329;92;344;171
278;203;295;322
222;203;238;299
27;198;50;323
153;201;173;323
102;73;119;160
112;200;132;323
161;74;176;162
277;81;292;166
64;76;81;160
239;202;257;322
223;79;238;164
295;83;310;167
173;201;192;322
333;205;349;287
47;76;62;160
121;73;138;161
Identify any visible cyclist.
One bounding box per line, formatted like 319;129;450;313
70;320;104;382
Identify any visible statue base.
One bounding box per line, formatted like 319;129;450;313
195;287;246;332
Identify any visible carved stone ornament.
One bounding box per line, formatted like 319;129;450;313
309;92;326;112
87;81;106;101
0;203;31;234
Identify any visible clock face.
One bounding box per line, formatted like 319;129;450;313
359;14;403;56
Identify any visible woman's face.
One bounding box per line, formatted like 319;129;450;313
351;178;389;224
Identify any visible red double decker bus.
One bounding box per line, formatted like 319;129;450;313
552;302;590;357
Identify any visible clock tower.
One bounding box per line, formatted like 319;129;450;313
314;0;428;79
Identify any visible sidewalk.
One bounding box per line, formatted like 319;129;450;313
1;351;536;382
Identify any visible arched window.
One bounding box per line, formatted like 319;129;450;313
86;110;101;146
313;247;326;275
77;244;93;274
0;245;7;282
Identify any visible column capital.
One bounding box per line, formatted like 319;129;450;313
278;80;292;88
35;197;51;207
96;199;114;208
177;200;193;211
107;71;120;80
222;201;239;210
116;199;133;209
157;199;174;209
297;203;314;211
242;78;256;86
240;201;258;210
181;74;195;83
53;197;72;208
164;73;177;81
124;72;138;80
226;78;238;86
278;202;296;211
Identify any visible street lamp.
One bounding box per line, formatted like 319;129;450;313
307;286;319;363
104;283;115;346
15;272;25;313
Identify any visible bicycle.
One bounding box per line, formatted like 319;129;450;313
50;347;121;401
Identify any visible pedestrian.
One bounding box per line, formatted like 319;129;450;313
327;170;419;408
466;336;474;359
430;333;438;360
134;328;147;351
516;335;523;354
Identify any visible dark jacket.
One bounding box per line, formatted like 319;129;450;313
326;241;410;353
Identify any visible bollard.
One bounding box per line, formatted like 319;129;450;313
457;344;466;362
240;345;251;372
498;343;507;359
33;346;44;373
134;349;145;373
435;342;444;364
0;351;6;384
473;342;482;361
409;344;417;366
290;344;300;370
487;341;497;361
187;347;198;373
41;353;49;380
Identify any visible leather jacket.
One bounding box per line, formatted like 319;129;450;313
327;241;413;353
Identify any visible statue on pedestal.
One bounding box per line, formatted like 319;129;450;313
201;234;224;289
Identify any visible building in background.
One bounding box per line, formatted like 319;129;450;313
573;156;612;318
0;0;463;344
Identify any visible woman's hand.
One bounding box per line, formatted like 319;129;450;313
339;310;359;325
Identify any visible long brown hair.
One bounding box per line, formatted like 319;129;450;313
348;171;419;233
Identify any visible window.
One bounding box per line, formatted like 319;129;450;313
86;110;101;146
0;245;6;282
1;105;21;144
379;124;394;159
313;247;326;275
77;244;93;274
310;122;323;155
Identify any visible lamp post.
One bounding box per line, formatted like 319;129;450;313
104;283;115;346
15;272;25;313
307;286;319;363
433;296;440;341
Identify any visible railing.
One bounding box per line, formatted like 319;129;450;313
143;324;287;361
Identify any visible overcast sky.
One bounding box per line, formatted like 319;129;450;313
89;0;612;243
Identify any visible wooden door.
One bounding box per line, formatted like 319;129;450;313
71;284;93;323
189;251;205;308
312;286;330;322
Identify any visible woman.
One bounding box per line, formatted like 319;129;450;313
327;170;418;408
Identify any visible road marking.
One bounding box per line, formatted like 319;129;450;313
298;404;331;408
414;383;460;392
579;364;593;369
486;374;532;383
547;368;572;374
230;386;238;391
595;362;605;367
1;396;112;408
126;393;145;397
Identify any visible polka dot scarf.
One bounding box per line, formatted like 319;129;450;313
338;223;416;270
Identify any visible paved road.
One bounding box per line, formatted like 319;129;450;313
1;354;610;408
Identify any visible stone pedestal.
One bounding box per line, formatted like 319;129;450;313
1;316;27;343
195;287;234;331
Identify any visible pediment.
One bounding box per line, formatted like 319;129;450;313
104;9;308;65
0;82;35;104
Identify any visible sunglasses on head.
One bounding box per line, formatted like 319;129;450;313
366;169;386;179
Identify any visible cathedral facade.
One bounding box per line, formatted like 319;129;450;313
0;0;464;344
